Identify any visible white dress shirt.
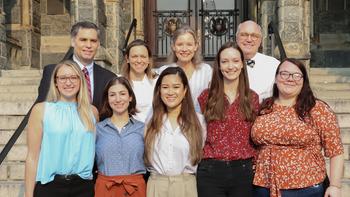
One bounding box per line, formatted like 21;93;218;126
156;63;213;112
247;52;280;102
132;75;156;123
73;55;95;99
148;113;207;176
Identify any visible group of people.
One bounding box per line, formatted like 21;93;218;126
24;20;344;197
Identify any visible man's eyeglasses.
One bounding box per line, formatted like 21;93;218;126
238;32;261;41
56;75;80;83
278;71;303;81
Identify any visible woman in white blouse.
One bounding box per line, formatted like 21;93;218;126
122;39;157;122
145;67;206;197
156;26;212;112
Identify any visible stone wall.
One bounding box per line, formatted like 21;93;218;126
41;0;71;67
0;10;7;69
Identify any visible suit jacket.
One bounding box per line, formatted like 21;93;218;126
36;62;116;109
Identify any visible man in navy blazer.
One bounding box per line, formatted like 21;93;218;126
36;21;116;108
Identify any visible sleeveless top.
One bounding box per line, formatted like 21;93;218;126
36;101;95;184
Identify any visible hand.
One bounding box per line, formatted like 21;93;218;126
324;186;341;197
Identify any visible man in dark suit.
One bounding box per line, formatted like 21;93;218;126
36;21;116;109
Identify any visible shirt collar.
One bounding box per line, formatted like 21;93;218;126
73;55;94;71
102;117;136;128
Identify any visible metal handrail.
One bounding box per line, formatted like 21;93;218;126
0;47;75;166
122;18;137;55
268;20;287;60
0;19;137;166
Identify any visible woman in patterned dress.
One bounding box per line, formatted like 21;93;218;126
251;58;344;197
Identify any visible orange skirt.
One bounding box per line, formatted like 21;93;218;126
95;173;146;197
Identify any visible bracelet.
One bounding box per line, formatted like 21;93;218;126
329;184;342;189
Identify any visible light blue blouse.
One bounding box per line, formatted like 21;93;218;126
36;101;95;184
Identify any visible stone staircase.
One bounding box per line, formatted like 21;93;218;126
310;68;350;196
0;70;41;197
0;68;349;196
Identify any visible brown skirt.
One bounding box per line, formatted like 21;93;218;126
95;173;146;197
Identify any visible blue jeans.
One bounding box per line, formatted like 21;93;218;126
253;183;324;197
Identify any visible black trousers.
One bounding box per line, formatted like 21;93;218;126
34;175;94;197
197;158;253;197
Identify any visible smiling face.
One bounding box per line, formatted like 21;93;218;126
55;65;81;102
71;28;100;65
236;21;262;60
127;45;150;77
108;83;132;116
219;47;243;83
276;61;304;100
160;74;187;111
172;32;198;64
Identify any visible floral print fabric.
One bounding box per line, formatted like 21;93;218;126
251;100;344;197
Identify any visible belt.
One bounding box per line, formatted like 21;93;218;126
54;174;81;181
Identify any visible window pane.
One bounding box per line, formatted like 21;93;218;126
157;0;188;10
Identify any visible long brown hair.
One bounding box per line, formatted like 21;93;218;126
99;76;138;121
144;67;203;165
203;41;256;122
260;58;316;121
121;39;156;83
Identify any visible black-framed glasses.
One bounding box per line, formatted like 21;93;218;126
56;75;80;83
278;71;303;81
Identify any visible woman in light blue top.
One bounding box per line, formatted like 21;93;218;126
25;60;98;197
95;77;146;197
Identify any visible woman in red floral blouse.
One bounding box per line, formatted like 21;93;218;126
197;41;259;197
251;58;344;197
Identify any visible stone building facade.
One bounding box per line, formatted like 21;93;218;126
0;0;138;72
0;0;348;70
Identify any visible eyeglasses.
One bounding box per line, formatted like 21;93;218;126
278;71;303;81
238;32;261;41
56;75;80;83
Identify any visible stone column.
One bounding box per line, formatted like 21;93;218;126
134;0;144;39
277;0;310;66
259;0;278;57
21;0;32;68
0;0;7;69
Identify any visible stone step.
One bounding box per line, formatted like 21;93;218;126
0;85;38;93
344;144;349;160
344;161;350;179
0;78;40;86
309;75;350;83
0;102;33;115
0;129;27;145
341;179;350;197
0;116;25;130
0;93;37;101
323;99;350;113
311;82;350;91
314;90;350;100
0;162;25;180
310;68;350;76
0;181;24;197
0;69;42;78
338;114;350;128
